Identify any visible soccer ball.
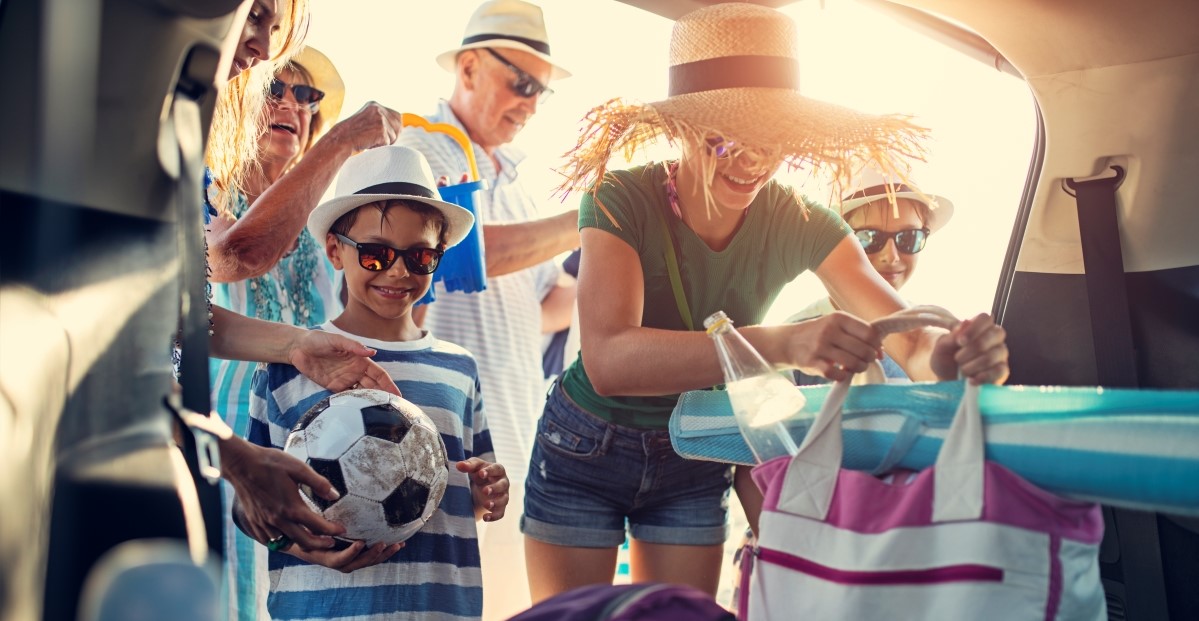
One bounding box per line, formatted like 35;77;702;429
283;388;449;545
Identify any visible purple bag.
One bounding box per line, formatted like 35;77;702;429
506;583;734;621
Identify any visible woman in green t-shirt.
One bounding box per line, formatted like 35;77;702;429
520;3;1010;603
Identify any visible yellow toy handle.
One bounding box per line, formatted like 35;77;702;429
401;113;480;182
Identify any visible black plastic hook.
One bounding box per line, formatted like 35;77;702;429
1062;165;1125;198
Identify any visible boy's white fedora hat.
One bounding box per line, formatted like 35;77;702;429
837;167;954;233
308;146;476;248
436;0;571;80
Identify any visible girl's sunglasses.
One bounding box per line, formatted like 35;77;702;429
335;233;443;275
484;48;554;103
854;228;930;255
269;79;325;113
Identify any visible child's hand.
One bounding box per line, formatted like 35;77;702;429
435;173;471;188
929;313;1009;385
456;458;509;522
285;539;404;574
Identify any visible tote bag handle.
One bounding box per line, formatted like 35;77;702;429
777;306;985;523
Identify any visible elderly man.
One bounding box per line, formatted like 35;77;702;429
396;1;577;617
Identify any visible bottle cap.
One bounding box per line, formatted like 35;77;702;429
703;310;730;332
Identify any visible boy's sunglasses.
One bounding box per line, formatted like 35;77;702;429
269;79;325;113
854;228;930;255
335;233;443;275
484;48;553;103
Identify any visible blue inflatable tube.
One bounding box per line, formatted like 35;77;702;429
669;381;1199;516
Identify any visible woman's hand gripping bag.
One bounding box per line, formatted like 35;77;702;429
742;309;1107;621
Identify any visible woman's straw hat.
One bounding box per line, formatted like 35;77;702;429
558;3;927;198
838;167;954;232
292;46;345;141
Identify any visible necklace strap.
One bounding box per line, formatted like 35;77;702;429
658;162;694;331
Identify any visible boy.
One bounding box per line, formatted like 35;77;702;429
243;145;508;621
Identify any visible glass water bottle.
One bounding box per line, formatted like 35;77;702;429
705;310;803;463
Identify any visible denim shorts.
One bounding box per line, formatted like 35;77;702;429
520;382;733;548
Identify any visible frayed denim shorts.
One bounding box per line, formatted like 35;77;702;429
520;382;733;548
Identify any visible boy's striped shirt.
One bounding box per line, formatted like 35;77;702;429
247;323;494;621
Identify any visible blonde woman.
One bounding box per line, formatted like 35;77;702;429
521;3;1009;601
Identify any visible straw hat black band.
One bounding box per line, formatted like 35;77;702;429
844;183;918;201
668;55;799;96
462;33;550;55
356;182;436;200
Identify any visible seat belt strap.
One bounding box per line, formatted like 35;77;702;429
171;88;224;557
1065;165;1139;387
1066;165;1167;620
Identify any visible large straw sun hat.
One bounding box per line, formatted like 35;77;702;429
558;3;928;200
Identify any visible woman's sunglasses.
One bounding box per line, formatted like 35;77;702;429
704;134;778;166
269;79;325;113
854;228;930;255
334;233;443;275
705;135;737;158
484;48;554;103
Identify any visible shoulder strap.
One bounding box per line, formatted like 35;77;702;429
652;198;694;331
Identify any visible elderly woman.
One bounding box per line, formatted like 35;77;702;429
207;46;344;621
205;64;406;284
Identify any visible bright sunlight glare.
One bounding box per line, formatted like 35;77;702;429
305;0;1036;323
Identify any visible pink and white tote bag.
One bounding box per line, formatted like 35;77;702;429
744;308;1106;621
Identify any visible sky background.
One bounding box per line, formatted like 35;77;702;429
305;0;1037;324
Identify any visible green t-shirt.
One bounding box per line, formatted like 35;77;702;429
560;163;853;429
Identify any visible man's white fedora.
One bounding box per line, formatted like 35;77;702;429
436;0;571;80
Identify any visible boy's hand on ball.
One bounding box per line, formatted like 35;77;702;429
457;458;509;522
289;540;405;573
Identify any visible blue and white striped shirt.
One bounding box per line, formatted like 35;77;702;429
247;322;495;621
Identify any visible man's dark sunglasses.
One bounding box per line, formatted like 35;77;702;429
484;48;553;102
334;233;443;275
269;78;325;113
853;228;930;255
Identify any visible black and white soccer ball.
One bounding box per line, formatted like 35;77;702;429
283;388;449;545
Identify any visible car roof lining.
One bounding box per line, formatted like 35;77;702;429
618;0;1199;80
